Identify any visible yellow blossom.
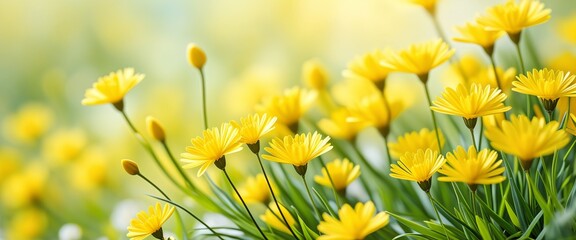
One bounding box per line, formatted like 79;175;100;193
317;201;389;240
42;129;87;164
318;108;365;141
484;115;570;170
260;203;296;234
256;86;316;132
469;67;517;94
557;15;576;44
1;164;47;208
454;21;504;50
476;0;551;38
236;173;276;204
548;52;576;74
314;158;360;192
347;93;404;135
343;49;390;86
146;116;166;142
81;68;144;106
231;113;277;145
70;149;109;191
390;149;445;192
513;68;576;101
388;128;444;159
3;103;54;143
187;43;207;69
0;148;21;184
181;123;243;177
122;159;140;176
263;132;332;175
439;146;506;189
127;203;175;240
381;39;454;79
557;97;576;135
303;59;329;90
6;208;48;240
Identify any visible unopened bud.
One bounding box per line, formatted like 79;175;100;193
146;116;166;142
122;159;140;175
302;59;328;90
187;43;207;69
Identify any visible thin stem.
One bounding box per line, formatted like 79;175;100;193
488;54;503;91
424;84;444;154
430;13;467;81
161;141;196;191
382;137;393;173
427;192;450;240
514;42;526;74
255;153;299;240
223;169;268;240
302;175;321;220
468;127;477;150
199;69;209;130
471;190;477;216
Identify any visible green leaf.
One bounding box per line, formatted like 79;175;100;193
519;210;543;239
475;216;492;240
504;202;521;228
388;212;446;240
526;173;553;226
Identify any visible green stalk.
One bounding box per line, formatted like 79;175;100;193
424;84;444;154
302;175;321;220
199;69;209;129
427;191;450;240
161;141;196;191
222;169;269;240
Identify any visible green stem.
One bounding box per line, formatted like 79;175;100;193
514;41;526;74
471;190;477;216
488;54;503;90
424;84;444;154
255;153;299;240
469;127;477;150
223;169;269;240
199;69;209;129
427;192;450;240
120;110;187;193
382;137;393;173
478;119;484;149
431;13;467;81
302;175;321;220
161;141;197;191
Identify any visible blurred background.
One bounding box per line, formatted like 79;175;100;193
1;0;575;239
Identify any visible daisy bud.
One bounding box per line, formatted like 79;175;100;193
122;159;140;175
187;43;207;69
146;116;166;142
302;59;328;90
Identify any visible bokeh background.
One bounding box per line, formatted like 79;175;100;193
1;0;575;239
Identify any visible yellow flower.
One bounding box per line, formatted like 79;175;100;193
1;164;47;208
557;15;576;44
256;86;316;132
6;207;47;240
568;113;576;136
381;39;455;79
318;108;365;141
81;68;144;106
557;97;576;135
260;203;296;234
42;129;87;164
431;83;511;124
405;0;437;14
70;148;109;191
388;128;445;159
390;149;445;192
347;93;404;136
187;43;207;69
513;68;576;102
482;112;507;130
476;0;551;37
548;52;576;74
453;21;504;50
181;123;243;177
146;116;166;142
314;158;360;192
317;201;389;240
438;146;506;189
303;59;329;90
0;148;21;184
263;132;332;174
127;203;175;240
484;115;570;169
231;113;277;145
3;103;54;143
343;49;390;86
236;173;276;204
469;66;517;94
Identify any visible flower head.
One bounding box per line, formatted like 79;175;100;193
318;108;365;141
343;49;390;86
484;115;570;169
438;146;505;190
314;158;360;192
187;43;207;69
388;128;444;159
81;68;144;106
381;39;454;79
260;203;296;234
181;123;243;176
236;173;276;204
231;113;277;145
263;132;332;174
127;203;175;240
4;103;54;143
453;21;504;50
146;116;166;142
476;0;551;37
470;67;517;94
303;59;329;90
431;83;511;121
390;149;445;192
513;68;576;101
256;87;316;132
317;201;389;240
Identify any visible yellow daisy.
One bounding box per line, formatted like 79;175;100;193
453;21;504;52
81;68;144;108
431;83;511;128
343;49;390;88
314;158;360;192
256;86;316;133
513;68;576;113
390;149;445;192
317;201;389;240
347;93;405;137
127;203;175;240
318;108;365;141
262;132;332;176
236;173;276;205
181;123;243;177
388;128;445;159
381;39;455;81
302;59;329;90
260;203;296;234
231;113;277;150
476;0;551;41
484;115;570;170
469;66;517;94
405;0;437;14
438;146;506;190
